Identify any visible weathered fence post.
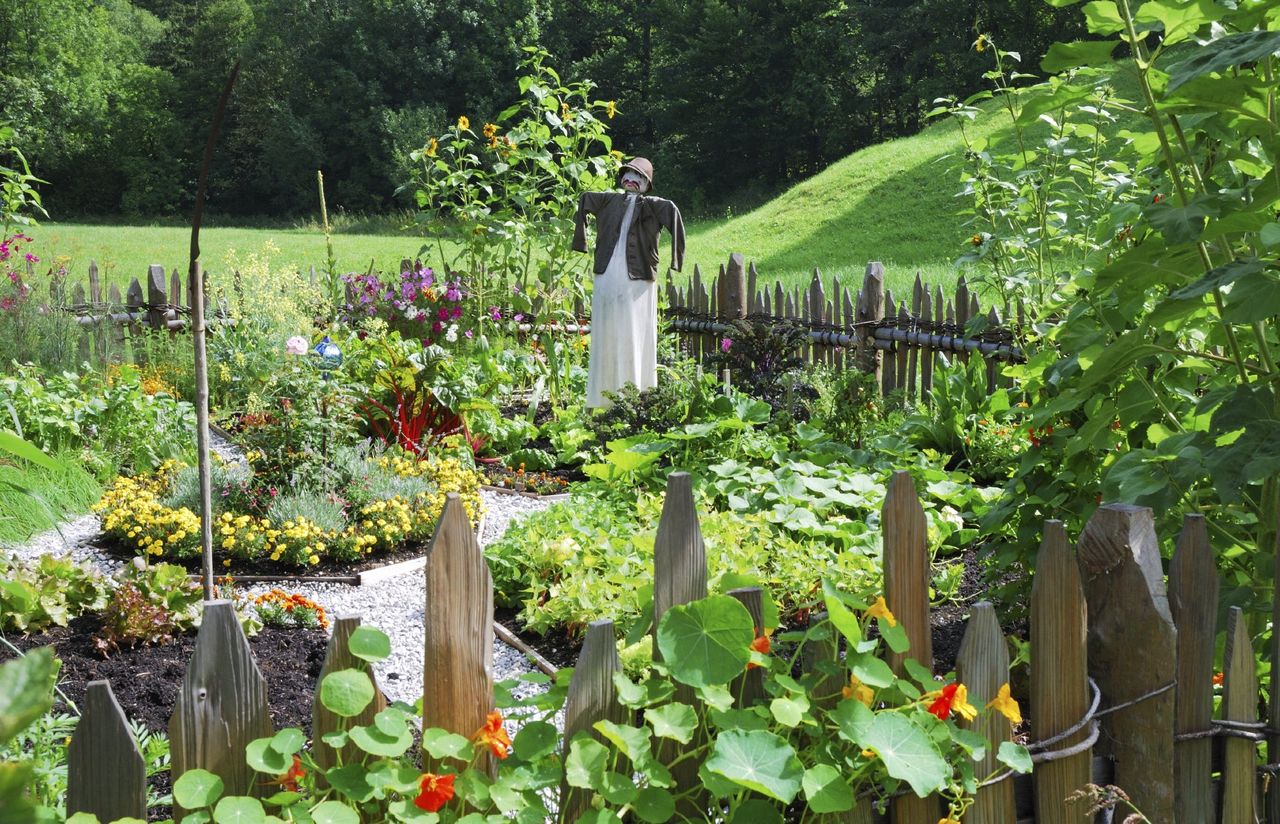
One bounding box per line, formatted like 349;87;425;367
1077;504;1176;822
422;493;494;770
1221;606;1258;823
718;253;748;320
956;602;1015;822
882;470;938;823
652;471;708;806
312;615;388;779
728;586;766;706
1030;521;1091;822
560;619;628;820
146;264;168;331
170;600;273;816
856;263;885;382
1169;514;1217;822
67;681;146;822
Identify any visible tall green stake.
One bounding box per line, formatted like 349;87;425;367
190;61;240;599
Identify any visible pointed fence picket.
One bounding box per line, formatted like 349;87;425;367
666;255;1025;402
64;473;1280;824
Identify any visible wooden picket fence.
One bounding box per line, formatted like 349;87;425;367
665;255;1025;401
59;473;1278;822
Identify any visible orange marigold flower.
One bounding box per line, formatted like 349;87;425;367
474;710;512;759
278;754;305;792
414;772;456;812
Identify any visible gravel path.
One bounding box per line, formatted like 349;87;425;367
2;481;562;706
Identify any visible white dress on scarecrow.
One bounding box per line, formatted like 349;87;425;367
586;193;657;408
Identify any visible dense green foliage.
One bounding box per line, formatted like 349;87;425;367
2;0;1081;217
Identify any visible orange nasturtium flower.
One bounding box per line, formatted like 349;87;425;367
926;682;977;722
842;673;874;706
277;754;305;792
986;683;1022;725
747;628;772;670
474;710;513;759
457;115;470;131
414;772;456;812
864;596;897;627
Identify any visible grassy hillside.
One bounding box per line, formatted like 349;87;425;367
32;102;1018;300
684;109;1009;298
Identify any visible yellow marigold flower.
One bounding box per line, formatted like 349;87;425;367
842;673;874;706
986;683;1022;725
222;537;236;549
457;115;470;131
223;559;232;567
309;554;320;565
865;596;897;627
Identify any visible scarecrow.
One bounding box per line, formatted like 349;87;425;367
572;157;685;408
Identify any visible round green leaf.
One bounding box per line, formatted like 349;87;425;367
802;765;854;813
269;728;304;755
347;626;392;663
998;741;1033;773
212;796;265;824
173;769;225;810
565;737;608;789
645;702;697;744
656;596;754;687
320;669;375;718
728;798;782;823
421;728;474;761
859;713;948;797
704;729;803;804
310;800;360;824
349;723;412;758
244;739;289;774
633;787;675;823
513;720;559;761
599;771;638;805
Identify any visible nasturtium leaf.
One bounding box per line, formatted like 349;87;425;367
704;729;804;804
513;720;559;760
244;739;290;774
373;707;409;738
262;791;300;807
1041;40;1118;73
600;770;638;804
858;714;949;797
998;741;1034;773
950;728;989;760
698;761;740;798
633;787;676;823
832;699;874;744
728;799;782;824
710;707;770;731
696;683;735;712
173;769;225;810
421;729;474;761
268;728;304;756
310;801;360;824
66;815;102;824
645;702;698;743
320;730;348;749
319;669;375;718
349;722;412;758
879;621;910;654
656;595;755;687
802;764;855;813
179;813;212;824
212;796;266;824
490;782;524;814
325;764;375;803
849;652;895;688
769;696;807;728
385;799;439;822
594;720;653;765
902;658;935;689
574;811;622;824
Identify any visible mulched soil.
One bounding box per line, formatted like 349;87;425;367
495;606;582;670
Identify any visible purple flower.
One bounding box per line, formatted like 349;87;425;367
437;307;449;320
514;313;524;323
488;306;501;321
24;253;38;263
432;321;443;333
465;329;473;339
720;338;733;352
451;306;463;320
445;286;462;302
512;284;520;294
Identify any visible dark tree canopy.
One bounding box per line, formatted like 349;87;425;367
0;0;1081;217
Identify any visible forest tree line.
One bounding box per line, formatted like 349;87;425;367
0;0;1082;218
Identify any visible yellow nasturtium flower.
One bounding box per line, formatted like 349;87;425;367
865;596;897;627
986;683;1022;725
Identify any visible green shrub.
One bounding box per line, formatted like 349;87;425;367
0;552;110;633
267;490;349;535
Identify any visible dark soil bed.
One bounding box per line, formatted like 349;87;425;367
99;538;430;579
0;615;328;733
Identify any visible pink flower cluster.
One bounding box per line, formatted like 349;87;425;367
339;265;476;341
1;234;37;312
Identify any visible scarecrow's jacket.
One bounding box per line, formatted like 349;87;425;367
572;191;685;281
